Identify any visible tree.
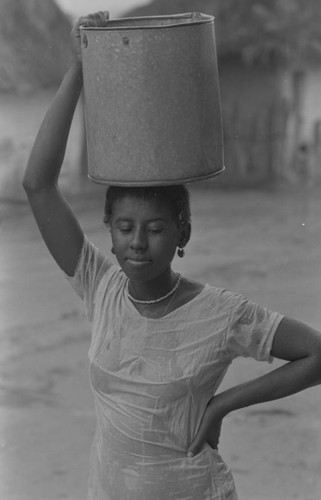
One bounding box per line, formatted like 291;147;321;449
125;0;321;64
0;0;71;92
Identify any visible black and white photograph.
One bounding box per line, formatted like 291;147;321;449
1;1;321;499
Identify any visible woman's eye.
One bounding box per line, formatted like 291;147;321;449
119;226;132;233
148;227;163;234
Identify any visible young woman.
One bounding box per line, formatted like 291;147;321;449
23;12;321;500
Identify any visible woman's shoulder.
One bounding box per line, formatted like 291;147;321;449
176;277;231;309
182;277;236;298
181;278;244;311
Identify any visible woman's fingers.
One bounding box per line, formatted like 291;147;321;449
187;434;205;458
187;400;223;457
187;424;221;457
79;11;109;28
70;11;109;63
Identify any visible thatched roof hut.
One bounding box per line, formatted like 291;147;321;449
0;0;71;93
124;0;321;66
124;0;321;185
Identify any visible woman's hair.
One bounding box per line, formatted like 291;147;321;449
103;185;191;228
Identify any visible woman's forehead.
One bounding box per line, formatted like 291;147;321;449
112;193;173;218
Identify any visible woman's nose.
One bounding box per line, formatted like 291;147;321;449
130;227;147;250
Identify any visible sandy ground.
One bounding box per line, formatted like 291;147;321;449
1;185;321;500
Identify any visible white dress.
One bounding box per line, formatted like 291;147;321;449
66;237;283;500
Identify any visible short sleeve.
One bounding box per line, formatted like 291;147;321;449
65;236;114;321
226;293;284;363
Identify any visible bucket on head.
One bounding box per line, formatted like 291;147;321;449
80;12;224;186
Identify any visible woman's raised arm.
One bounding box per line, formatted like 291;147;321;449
22;12;109;276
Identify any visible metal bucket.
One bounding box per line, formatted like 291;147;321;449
80;12;224;186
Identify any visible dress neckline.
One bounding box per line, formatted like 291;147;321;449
122;278;210;321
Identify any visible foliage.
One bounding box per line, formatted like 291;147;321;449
125;0;321;64
223;0;321;63
0;0;72;92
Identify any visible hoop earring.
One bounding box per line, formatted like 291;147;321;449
177;247;185;258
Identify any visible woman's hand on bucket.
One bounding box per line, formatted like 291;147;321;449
71;11;110;64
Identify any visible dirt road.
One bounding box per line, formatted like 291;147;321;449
1;185;321;500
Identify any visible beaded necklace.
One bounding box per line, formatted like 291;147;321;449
127;274;181;305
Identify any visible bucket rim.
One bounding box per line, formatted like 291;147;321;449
87;167;225;187
80;12;215;31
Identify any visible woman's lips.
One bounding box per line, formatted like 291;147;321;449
126;258;151;265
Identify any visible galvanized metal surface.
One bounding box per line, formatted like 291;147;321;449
80;13;224;186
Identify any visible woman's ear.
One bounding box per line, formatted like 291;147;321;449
178;222;191;249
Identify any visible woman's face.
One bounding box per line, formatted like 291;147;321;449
110;194;184;283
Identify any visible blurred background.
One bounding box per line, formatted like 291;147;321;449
2;0;321;198
1;1;321;499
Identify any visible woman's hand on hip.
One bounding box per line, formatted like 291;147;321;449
187;397;224;457
70;11;109;64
